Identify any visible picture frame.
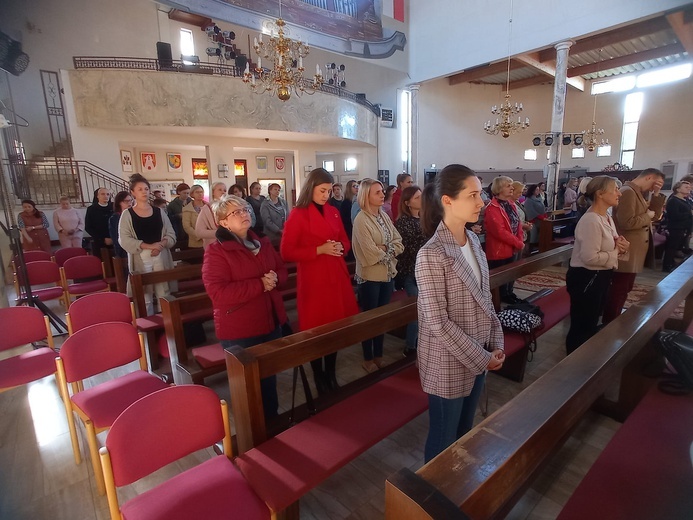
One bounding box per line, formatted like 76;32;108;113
120;150;133;172
141;152;157;172
257;178;287;199
275;156;286;174
167;152;183;173
256;156;268;173
150;179;184;200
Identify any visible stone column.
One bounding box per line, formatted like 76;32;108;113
409;84;420;184
546;41;572;211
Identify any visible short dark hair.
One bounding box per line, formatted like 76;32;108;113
398;185;421;219
639;168;665;180
228;184;247;198
176;183;190;194
296;168;334;208
113;191;130;213
21;199;41;218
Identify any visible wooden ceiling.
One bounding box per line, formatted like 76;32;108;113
448;7;693;92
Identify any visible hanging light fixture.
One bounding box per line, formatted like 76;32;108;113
483;0;529;138
242;0;323;101
583;49;609;152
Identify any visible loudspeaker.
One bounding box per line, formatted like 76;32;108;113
0;33;29;76
156;41;173;69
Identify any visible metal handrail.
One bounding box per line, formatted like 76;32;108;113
73;56;380;115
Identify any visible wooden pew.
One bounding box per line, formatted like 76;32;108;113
539;215;575;252
384;257;693;520
171;247;204;264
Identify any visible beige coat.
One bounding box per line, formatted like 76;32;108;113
182;203;204;248
612;182;665;273
118;207;176;275
352;209;404;282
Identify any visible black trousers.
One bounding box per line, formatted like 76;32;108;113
487;257;514;299
566;266;613;355
663;229;688;271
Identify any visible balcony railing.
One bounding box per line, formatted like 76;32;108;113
2;158;127;207
73;56;381;115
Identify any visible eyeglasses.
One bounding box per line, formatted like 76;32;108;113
226;207;252;218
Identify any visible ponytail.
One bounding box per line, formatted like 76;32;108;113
420;183;443;238
419;163;477;238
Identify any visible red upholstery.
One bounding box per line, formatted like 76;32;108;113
67;280;109;295
59;322;145;382
68;292;133;333
120;457;270;520
54;247;87;267
653;232;666;248
0;306;50;351
557;386;693;519
0;306;55;390
0;348;57;389
236;364;427;511
104;386;269;519
136;314;164;332
63;255;107;295
71;370;167;429
24;261;62;287
17;250;52;264
30;286;66;302
191;344;225;368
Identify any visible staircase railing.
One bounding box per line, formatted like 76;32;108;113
1;158;127;207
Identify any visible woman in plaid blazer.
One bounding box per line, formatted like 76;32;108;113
416;164;506;462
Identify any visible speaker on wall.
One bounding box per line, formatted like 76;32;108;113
0;32;29;76
156;41;173;69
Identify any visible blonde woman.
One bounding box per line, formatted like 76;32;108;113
352;178;404;372
182;184;205;248
195;182;226;249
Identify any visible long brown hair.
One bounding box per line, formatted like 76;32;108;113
344;180;358;202
295;168;334;208
421;164;476;238
397;186;421;219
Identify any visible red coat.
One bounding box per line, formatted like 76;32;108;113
202;229;288;341
281;204;359;331
484;198;524;261
391;189;402;221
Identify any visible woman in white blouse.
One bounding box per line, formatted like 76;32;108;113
566;176;630;354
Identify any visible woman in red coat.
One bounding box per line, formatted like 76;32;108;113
484;176;525;304
202;194;288;417
281;168;359;394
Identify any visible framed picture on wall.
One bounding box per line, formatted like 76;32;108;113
257;178;287;199
167;153;183;173
275;156;286;174
141;152;157;171
150;180;184;200
120;150;133;172
256;156;268;173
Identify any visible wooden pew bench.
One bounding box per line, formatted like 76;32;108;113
557;384;693;520
226;297;423;518
384;257;693;520
539;216;576;252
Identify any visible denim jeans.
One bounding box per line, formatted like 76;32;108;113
358;280;394;360
403;275;419;350
424;373;486;463
221;326;281;418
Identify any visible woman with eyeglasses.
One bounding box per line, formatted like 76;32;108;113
202;194;288;418
109;191;133;258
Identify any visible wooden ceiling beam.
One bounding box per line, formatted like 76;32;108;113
515;53;585;91
568;42;686;77
168;9;213;29
537;17;670;62
667;9;693;55
448;60;524;86
503;75;551;91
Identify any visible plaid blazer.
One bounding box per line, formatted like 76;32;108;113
415;221;503;399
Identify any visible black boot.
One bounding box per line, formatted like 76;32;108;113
324;353;339;391
310;359;327;396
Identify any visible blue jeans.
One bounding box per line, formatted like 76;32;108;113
221;326;281;418
358;280;394;360
403;275;419;350
424;373;486;463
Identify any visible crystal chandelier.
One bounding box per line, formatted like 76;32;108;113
483;0;529;138
242;1;323;101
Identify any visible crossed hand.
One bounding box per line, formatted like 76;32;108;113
262;270;278;292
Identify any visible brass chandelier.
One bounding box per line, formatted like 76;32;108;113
242;1;323;101
483;0;529;138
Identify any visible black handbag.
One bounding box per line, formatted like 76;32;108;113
655;330;693;391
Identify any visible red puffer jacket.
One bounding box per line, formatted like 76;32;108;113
202;229;288;341
484;198;525;261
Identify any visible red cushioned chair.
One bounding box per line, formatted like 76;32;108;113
0;306;56;393
15;260;68;308
56;322;168;495
60;255;110;307
65;292;136;335
53;246;87;267
100;385;273;520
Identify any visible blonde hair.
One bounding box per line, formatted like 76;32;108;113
578;177;593;195
491;176;514;196
511;181;524;200
585;176;617;202
59;195;70;203
211;194;248;221
357;178;384;214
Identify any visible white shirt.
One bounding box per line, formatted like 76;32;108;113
460;241;482;288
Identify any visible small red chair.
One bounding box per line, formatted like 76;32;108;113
100;385;272;520
16;260;68;308
0;306;56;393
53;247;87;267
56;322;168;494
65;292;136;335
60;255;110;306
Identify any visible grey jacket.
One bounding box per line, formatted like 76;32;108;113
260;197;289;242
